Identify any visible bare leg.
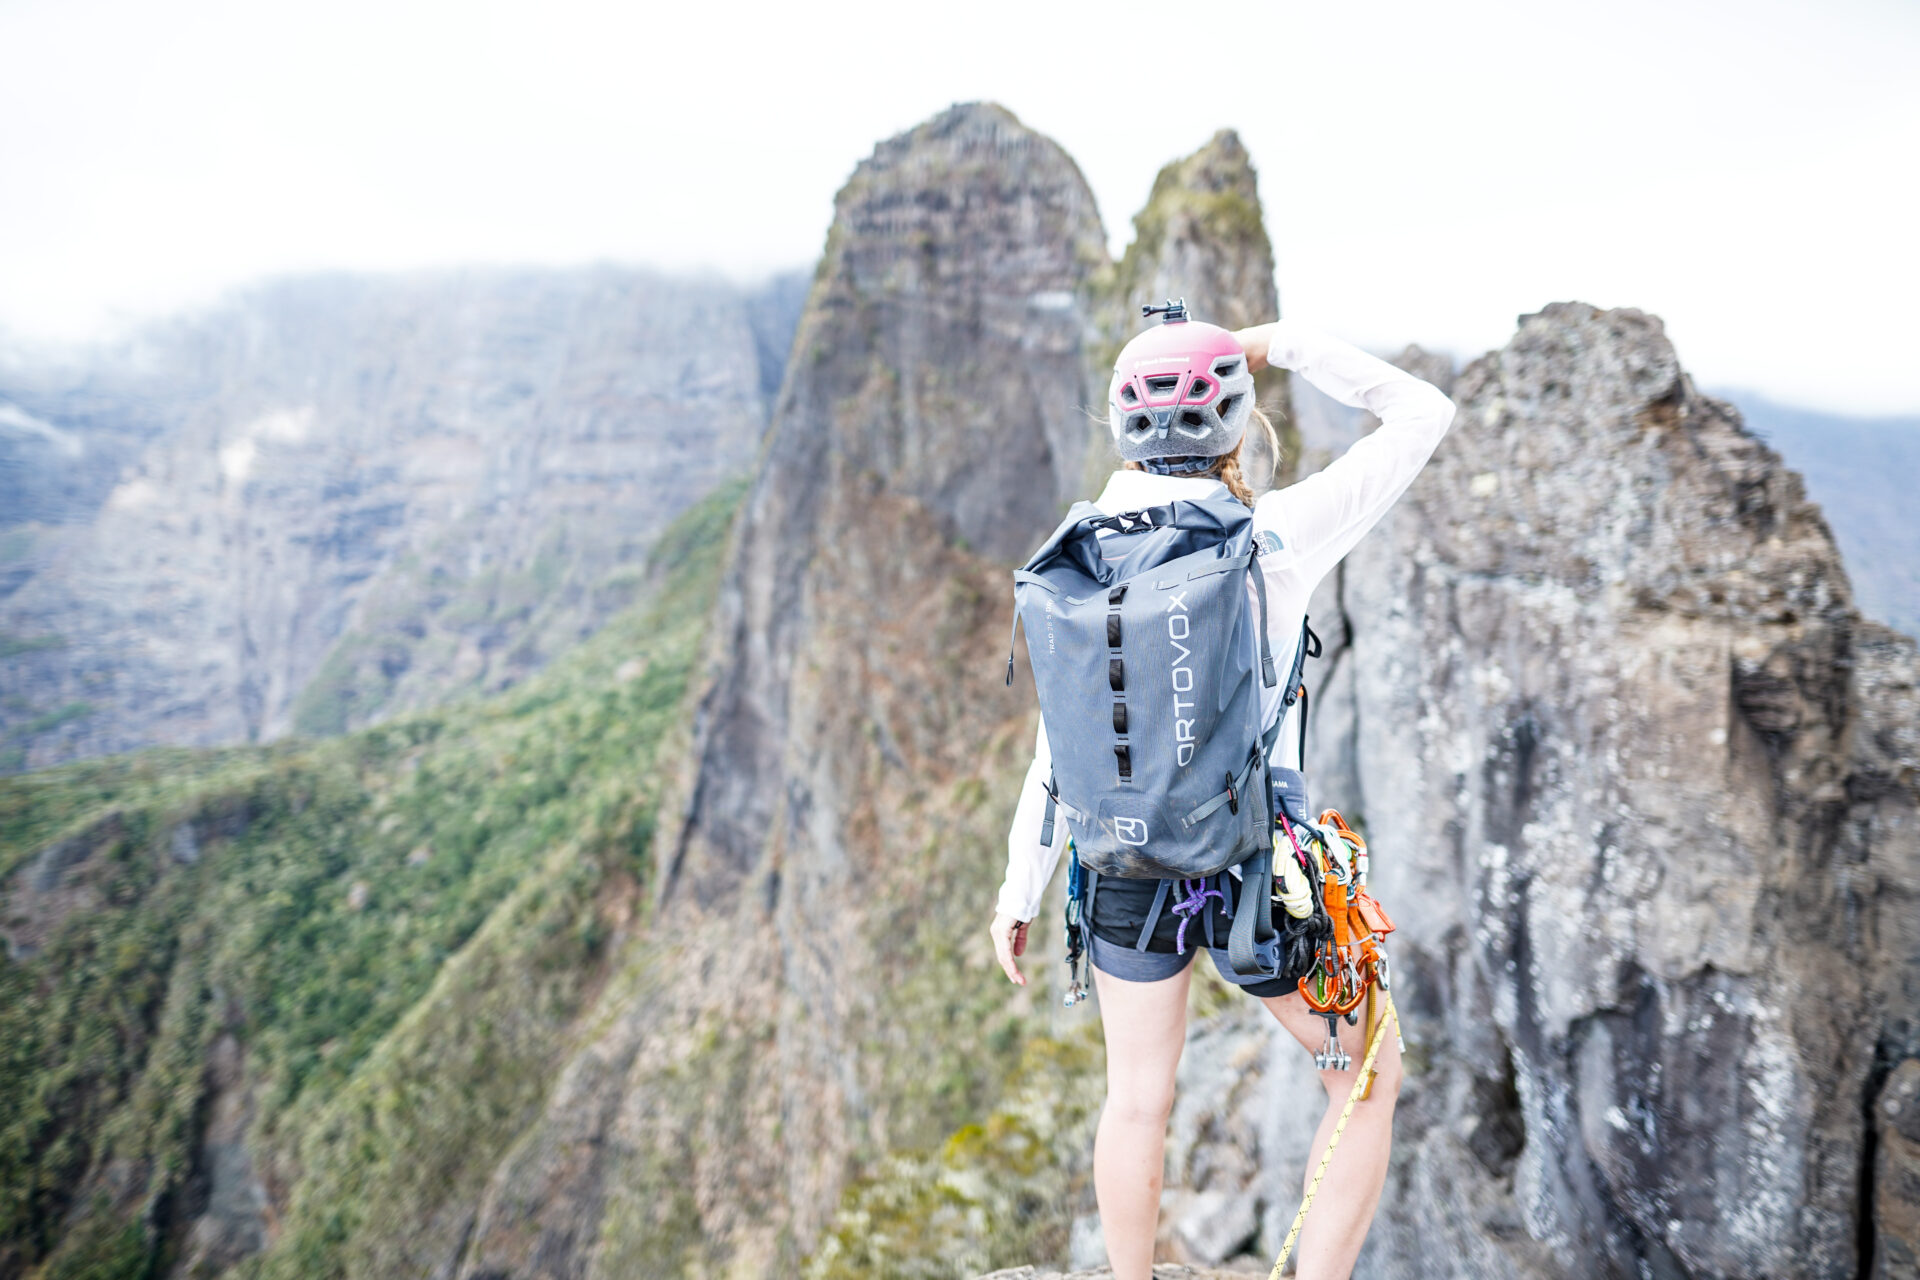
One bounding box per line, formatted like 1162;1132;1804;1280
1091;960;1192;1280
1255;988;1402;1280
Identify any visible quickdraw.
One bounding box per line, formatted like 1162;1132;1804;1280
1277;808;1397;1081
1062;837;1087;1007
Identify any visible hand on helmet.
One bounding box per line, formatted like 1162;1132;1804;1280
1232;322;1278;373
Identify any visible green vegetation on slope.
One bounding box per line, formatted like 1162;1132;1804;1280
799;940;1266;1277
0;482;743;1279
803;1030;1105;1280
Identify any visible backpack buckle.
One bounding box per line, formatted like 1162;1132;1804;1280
1224;772;1239;815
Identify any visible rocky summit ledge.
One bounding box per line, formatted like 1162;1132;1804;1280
978;1267;1262;1279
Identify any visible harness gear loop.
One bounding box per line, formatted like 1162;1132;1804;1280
1062;838;1087;1007
1267;989;1400;1280
1297;806;1392;1018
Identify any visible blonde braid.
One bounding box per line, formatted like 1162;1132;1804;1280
1213;450;1253;506
1123;405;1281;508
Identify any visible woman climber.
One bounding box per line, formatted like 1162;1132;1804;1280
989;308;1455;1280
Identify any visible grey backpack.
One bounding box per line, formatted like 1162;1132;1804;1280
1006;496;1315;979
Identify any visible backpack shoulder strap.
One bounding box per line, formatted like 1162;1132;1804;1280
1248;549;1277;689
1228;613;1322;979
1037;768;1084;849
1136;879;1172;951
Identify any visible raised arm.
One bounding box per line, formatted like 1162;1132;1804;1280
1235;319;1456;583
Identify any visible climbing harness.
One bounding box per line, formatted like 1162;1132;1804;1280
1267;988;1401;1279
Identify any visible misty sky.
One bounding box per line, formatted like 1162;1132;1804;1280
2;0;1916;414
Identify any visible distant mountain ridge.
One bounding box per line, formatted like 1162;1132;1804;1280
1711;390;1920;638
0;266;806;772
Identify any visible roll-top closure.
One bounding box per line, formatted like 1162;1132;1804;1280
1015;543;1249;606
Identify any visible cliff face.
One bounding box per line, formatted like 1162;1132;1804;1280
1319;306;1918;1276
0;267;801;772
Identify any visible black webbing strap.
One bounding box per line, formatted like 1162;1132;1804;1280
1203;870;1222;950
1182;749;1258;829
1082;866;1101;970
1297;684;1311;768
1277;617;1319;764
1005;608;1020;686
1280;617;1321;709
1135;879;1171;951
1225;712;1289;979
1039;769;1058;848
1108;583;1130;782
1113;579;1121;782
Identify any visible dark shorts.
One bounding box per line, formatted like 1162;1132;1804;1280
1086;870;1294;997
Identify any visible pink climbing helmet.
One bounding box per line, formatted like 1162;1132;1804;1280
1107;299;1256;463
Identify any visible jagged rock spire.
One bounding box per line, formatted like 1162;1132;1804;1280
1095;129;1287;493
1109;128;1277;334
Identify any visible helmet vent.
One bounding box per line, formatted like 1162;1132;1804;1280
1212;358;1243;377
1188;378;1212;399
1120;384;1139;405
1179;410;1207;427
1216;395;1240;421
1126;413;1153;434
1145;375;1180;394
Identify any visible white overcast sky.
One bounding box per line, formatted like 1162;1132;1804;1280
2;0;1916;413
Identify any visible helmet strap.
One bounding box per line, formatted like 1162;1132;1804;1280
1139;455;1218;477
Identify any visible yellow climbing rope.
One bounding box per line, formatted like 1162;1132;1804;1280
1267;989;1400;1279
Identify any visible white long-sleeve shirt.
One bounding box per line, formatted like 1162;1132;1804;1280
994;320;1456;923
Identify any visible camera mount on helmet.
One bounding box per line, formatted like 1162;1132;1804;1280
1142;298;1189;324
